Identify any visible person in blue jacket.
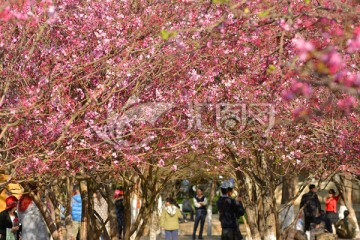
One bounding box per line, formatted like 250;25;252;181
71;186;82;240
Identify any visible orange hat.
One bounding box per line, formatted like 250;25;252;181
5;196;18;210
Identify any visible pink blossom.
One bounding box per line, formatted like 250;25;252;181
279;19;291;31
337;96;358;113
292;106;309;119
346;26;360;53
282;81;312;101
65;161;70;170
158;159;165;167
0;7;12;21
281;90;295;101
321;51;344;74
292;37;315;61
341;72;360;87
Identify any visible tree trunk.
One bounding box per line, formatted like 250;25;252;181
281;175;298;204
48;185;66;240
65;177;73;240
207;179;216;237
105;184;119;240
149;208;160;240
242;215;253;240
336;173;360;232
261;194;277;240
238;172;261;240
123;180;133;240
280;175;298;231
79;179;89;240
234;156;280;240
87;180;98;239
28;189;60;240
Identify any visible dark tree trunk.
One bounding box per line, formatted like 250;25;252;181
105;184;119;240
335;173;359;232
79;178;89;240
24;184;60;240
65;177;74;240
280;175;298;232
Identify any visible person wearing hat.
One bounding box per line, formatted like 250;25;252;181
300;184;321;231
192;187;208;240
325;189;340;228
114;189;125;239
217;181;245;240
0;196;20;240
227;181;244;240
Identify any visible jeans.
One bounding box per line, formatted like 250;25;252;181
165;230;178;240
117;214;124;238
192;209;207;239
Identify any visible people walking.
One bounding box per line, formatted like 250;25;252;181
0;196;20;240
17;194;50;240
217;181;245;240
192;187;208;240
160;198;182;240
114;189;125;239
300;184;321;231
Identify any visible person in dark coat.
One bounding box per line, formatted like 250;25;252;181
0;196;20;240
300;184;321;231
217;181;245;240
114;189;125;239
182;197;194;221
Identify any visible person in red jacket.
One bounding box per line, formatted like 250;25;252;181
325;189;340;226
